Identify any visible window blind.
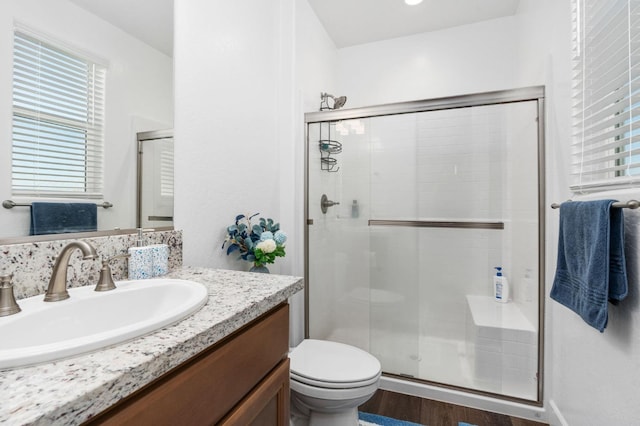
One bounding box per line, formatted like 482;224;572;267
11;31;106;199
571;0;640;192
160;147;174;197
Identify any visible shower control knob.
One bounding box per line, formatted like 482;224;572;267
321;194;340;214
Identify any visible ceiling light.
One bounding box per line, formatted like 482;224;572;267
405;0;423;5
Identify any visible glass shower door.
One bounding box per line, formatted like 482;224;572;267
307;118;421;378
137;130;174;229
366;114;421;378
306;91;542;402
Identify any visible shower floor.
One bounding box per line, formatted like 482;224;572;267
417;335;473;387
325;328;473;389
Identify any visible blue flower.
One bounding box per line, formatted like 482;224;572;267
274;231;287;245
222;213;286;269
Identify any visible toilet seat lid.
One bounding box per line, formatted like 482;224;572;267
289;339;381;385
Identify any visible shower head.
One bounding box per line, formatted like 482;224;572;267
320;92;348;110
333;95;347;110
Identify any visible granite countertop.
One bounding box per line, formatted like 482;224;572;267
0;267;304;425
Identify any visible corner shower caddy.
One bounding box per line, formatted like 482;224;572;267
318;121;342;172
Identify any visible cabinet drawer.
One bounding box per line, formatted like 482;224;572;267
87;303;289;426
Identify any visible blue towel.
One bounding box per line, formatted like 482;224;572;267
550;200;628;332
30;202;97;236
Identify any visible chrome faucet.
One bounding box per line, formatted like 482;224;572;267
44;241;98;302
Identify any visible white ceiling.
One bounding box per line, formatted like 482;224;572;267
68;0;174;56
66;0;521;56
308;0;521;48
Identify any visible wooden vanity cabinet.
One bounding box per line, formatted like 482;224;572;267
219;358;289;425
86;304;290;426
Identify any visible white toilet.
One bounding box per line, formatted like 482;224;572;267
289;339;382;426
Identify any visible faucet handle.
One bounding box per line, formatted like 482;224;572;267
0;274;21;316
0;274;12;287
95;254;130;292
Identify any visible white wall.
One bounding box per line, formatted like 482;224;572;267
336;16;519;108
295;0;339;114
0;0;173;238
173;0;337;347
174;0;297;271
173;0;337;273
514;1;640;424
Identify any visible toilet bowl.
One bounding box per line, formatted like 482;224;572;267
289;339;381;426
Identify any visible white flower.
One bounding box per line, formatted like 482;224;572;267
256;239;276;253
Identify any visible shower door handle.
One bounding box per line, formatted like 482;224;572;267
321;194;340;214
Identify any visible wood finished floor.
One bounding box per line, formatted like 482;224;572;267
359;390;548;426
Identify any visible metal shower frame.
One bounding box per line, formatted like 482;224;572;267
303;85;546;406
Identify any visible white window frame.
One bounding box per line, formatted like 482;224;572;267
571;0;640;193
11;27;107;200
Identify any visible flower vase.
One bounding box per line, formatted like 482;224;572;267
250;264;270;273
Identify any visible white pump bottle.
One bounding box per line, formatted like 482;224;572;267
494;266;510;303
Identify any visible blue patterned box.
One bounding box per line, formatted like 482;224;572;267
150;244;169;277
128;246;153;279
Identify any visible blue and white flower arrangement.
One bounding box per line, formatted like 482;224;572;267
222;213;286;272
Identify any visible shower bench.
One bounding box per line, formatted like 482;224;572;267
465;295;537;400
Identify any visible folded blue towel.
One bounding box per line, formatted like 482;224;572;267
30;202;97;236
550;200;628;332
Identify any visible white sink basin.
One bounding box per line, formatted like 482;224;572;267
0;279;208;370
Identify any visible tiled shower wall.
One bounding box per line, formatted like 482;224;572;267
0;230;182;300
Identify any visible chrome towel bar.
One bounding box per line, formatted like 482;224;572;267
2;200;113;209
368;219;504;230
550;200;640;209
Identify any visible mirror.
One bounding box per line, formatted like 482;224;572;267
0;0;173;240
